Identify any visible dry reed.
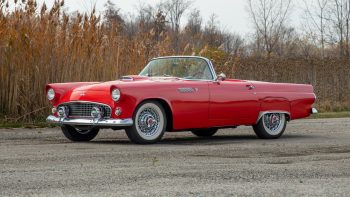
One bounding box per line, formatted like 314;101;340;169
0;1;349;122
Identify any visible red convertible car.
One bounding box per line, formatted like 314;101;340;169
46;56;317;144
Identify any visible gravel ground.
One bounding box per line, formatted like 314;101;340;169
1;118;350;196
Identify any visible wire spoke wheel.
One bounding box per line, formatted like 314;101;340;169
126;101;166;144
262;113;284;135
253;113;287;139
137;107;161;137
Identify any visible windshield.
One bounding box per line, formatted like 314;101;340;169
139;57;214;80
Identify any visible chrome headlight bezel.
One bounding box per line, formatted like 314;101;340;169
47;88;55;101
111;89;121;101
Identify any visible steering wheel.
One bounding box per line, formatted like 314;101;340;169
190;70;204;79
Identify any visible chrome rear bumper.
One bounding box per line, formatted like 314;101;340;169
311;108;318;114
46;115;133;127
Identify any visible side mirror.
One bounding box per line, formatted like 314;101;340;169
216;73;226;81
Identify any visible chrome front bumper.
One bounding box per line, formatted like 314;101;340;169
46;115;133;127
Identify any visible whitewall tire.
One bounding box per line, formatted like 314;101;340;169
125;101;166;144
253;113;287;139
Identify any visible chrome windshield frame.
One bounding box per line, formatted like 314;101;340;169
139;56;217;81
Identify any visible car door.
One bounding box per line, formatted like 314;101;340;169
170;80;210;130
209;80;260;126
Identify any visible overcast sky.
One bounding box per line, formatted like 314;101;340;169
35;0;302;36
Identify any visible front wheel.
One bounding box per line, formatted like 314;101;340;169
125;101;166;144
253;113;287;139
61;125;100;142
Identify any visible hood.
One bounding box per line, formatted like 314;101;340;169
73;81;116;92
72;75;179;92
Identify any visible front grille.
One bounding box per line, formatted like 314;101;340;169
59;102;111;118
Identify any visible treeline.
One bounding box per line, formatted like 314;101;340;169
0;0;349;121
105;0;350;59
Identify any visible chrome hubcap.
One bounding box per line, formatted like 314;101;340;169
137;107;160;137
263;113;283;135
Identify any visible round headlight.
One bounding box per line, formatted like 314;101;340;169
47;88;55;101
112;89;120;101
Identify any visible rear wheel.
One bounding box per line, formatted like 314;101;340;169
253;113;287;139
61;125;99;142
125;101;166;144
191;128;218;137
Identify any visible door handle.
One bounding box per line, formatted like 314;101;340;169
246;84;255;90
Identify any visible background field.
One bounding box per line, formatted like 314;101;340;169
0;0;349;123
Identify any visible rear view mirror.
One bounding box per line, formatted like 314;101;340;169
216;73;226;81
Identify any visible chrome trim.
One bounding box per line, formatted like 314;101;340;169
58;101;112;118
207;58;218;80
143;56;217;81
256;111;291;124
57;106;68;118
111;89;121;102
47;88;55;101
121;76;134;81
311;108;318;114
262;113;285;135
115;107;122;116
46;115;133;127
177;87;198;93
91;106;103;119
58;101;111;107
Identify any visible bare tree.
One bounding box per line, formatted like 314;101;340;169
185;9;202;36
104;0;124;29
135;3;158;31
184;9;203;48
328;0;350;57
163;0;192;52
204;14;222;47
222;33;245;56
276;26;299;57
153;10;167;42
247;0;292;56
303;0;329;58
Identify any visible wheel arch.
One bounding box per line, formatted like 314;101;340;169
136;98;173;131
258;97;291;123
256;111;291;124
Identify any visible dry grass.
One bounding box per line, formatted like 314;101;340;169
0;1;349;122
0;1;175;121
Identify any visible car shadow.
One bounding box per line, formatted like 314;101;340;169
89;134;316;146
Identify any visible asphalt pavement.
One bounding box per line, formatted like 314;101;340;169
1;118;350;196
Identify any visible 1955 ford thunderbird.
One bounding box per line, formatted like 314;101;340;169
46;56;317;144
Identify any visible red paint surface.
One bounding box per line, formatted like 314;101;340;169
47;76;316;130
